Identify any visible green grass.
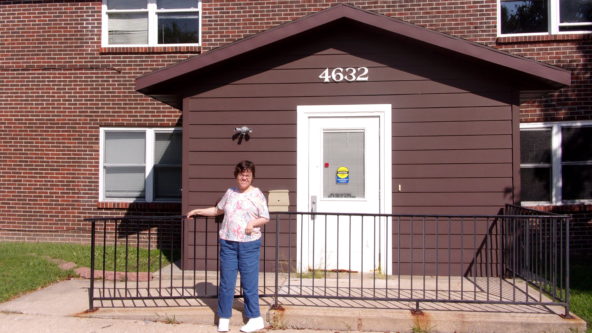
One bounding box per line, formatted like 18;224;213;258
0;242;178;303
0;243;75;302
570;264;592;333
91;244;178;272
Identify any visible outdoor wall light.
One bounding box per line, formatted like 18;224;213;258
232;126;252;144
234;126;252;135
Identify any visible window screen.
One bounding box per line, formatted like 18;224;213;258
521;128;551;163
158;13;200;44
562;165;592;200
562;126;592;200
104;131;146;199
105;167;146;198
521;167;551;202
560;0;592;32
500;0;549;34
562;126;592;162
520;129;551;202
108;13;149;45
154;132;182;199
157;0;198;8
107;0;147;9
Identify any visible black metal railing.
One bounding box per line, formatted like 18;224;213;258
86;207;571;316
501;205;571;316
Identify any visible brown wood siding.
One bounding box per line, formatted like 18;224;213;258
183;28;517;212
181;24;519;270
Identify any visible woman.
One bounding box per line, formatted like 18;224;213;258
187;160;270;333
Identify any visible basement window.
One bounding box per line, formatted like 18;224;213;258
100;128;182;202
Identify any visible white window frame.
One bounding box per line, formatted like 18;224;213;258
99;127;182;202
498;0;592;37
520;120;592;206
101;0;201;47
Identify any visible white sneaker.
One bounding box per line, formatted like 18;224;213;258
218;318;230;332
240;316;265;332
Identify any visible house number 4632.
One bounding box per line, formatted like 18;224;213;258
318;67;369;83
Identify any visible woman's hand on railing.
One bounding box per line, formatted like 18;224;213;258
186;207;223;218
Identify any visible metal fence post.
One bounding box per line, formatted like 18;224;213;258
564;216;572;318
89;219;96;311
274;214;280;308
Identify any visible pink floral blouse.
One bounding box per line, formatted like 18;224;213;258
216;187;270;242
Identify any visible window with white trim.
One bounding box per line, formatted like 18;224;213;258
498;0;592;36
100;128;182;202
520;121;592;205
102;0;201;47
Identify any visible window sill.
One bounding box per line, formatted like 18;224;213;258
100;46;201;55
496;33;592;44
522;202;592;213
97;201;181;210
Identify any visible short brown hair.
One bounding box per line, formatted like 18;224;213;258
234;160;256;178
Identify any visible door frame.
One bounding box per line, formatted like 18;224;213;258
296;104;392;215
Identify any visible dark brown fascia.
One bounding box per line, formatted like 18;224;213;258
135;3;571;97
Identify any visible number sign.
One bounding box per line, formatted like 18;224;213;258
319;67;369;83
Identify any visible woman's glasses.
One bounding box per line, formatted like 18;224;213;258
237;172;253;179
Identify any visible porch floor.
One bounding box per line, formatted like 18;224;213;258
85;263;586;332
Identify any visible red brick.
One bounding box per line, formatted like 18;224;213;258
1;0;590;243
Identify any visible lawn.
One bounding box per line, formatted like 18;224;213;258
0;243;74;303
570;264;592;333
0;242;176;303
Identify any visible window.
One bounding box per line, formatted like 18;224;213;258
520;128;552;202
102;0;200;47
520;122;592;205
499;0;592;35
100;128;182;202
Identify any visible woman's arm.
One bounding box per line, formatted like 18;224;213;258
245;217;270;235
245;188;270;234
186;206;223;217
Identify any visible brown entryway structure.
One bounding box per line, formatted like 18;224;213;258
135;4;570;271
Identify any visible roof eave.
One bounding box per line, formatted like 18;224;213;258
136;3;571;99
135;4;351;93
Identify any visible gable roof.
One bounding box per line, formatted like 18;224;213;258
136;3;570;108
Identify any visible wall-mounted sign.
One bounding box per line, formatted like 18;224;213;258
319;67;369;83
336;166;350;184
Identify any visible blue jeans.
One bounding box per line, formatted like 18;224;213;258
218;238;261;319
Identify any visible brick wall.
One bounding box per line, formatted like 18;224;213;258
1;0;591;243
201;0;498;51
0;1;191;242
496;37;592;122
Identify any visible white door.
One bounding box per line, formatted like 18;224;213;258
297;104;392;273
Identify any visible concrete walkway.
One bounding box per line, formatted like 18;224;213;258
0;275;586;333
0;279;375;333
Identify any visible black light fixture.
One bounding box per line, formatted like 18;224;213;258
232;126;252;144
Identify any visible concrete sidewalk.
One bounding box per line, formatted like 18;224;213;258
0;278;586;333
0;279;367;333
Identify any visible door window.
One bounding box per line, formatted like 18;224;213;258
322;131;365;199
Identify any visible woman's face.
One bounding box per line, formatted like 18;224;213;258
236;169;253;192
